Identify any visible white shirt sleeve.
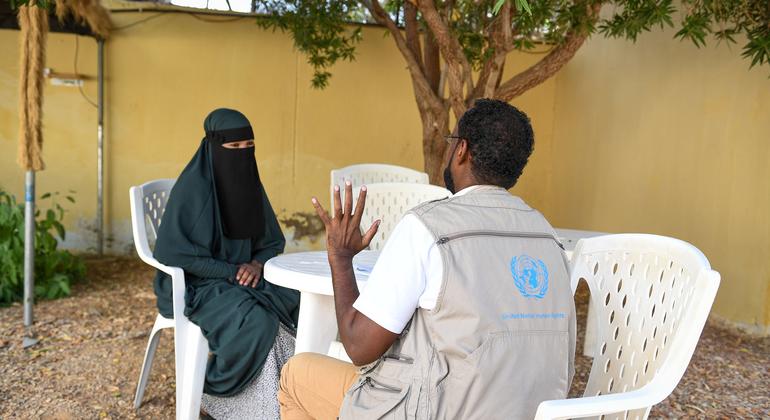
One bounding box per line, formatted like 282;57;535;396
353;214;435;334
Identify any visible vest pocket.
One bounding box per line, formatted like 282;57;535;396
340;376;410;419
460;330;568;371
444;330;570;419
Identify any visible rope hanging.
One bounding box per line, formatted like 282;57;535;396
55;0;111;39
17;3;48;172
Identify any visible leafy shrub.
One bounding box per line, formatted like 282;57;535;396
0;189;86;305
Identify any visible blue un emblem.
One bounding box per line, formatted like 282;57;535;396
511;255;549;299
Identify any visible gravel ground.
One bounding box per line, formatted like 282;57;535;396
0;257;768;419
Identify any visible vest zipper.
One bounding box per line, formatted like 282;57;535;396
436;230;564;249
383;353;414;364
366;376;402;393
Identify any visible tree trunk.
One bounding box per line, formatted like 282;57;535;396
418;106;450;185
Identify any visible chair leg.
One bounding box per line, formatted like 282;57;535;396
584;298;598;357
134;318;167;409
176;324;209;420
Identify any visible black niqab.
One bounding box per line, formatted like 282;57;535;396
205;110;265;240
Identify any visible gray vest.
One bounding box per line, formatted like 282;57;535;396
340;187;576;419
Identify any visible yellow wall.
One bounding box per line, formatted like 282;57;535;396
0;11;554;253
3;9;766;329
0;32;98;250
550;29;770;330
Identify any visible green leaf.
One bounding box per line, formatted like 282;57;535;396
46;285;59;299
40;193;51;199
516;0;532;16
59;280;70;296
53;222;65;241
493;0;506;15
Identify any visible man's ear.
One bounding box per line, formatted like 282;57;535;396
455;139;471;165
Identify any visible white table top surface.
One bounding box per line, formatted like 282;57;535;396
265;247;574;297
264;250;379;296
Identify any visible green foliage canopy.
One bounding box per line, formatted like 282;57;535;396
253;0;770;88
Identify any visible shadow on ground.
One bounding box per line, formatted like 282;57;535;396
0;257;768;419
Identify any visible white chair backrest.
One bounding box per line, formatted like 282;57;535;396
331;164;429;204
129;179;175;259
349;182;451;251
571;234;720;419
331;163;429;186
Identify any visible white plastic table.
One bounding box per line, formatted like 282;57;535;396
264;250;379;355
264;227;606;358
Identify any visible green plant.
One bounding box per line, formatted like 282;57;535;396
0;189;86;305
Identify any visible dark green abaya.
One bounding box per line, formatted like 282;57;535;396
152;109;299;397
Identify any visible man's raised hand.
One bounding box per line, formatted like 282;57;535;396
311;181;380;262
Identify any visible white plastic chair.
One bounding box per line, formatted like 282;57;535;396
554;228;607;357
350;182;451;251
535;234;720;420
129;179;209;420
330;163;429;206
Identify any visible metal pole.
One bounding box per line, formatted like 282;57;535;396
96;39;104;256
23;170;38;348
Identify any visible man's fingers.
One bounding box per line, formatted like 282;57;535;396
311;197;332;226
361;220;381;248
344;181;353;218
351;186;367;227
236;266;245;282
333;185;343;219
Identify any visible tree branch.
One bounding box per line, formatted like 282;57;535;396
495;59;506;89
494;3;602;102
364;0;442;110
415;0;472;117
404;2;422;72
424;30;441;93
470;1;514;101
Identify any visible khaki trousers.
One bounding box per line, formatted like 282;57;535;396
279;353;359;420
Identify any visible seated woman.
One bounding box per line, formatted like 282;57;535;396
153;108;300;419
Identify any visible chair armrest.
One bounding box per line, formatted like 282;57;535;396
134;252;174;276
134;253;186;319
534;386;668;420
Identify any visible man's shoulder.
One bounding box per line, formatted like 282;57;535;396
408;195;452;218
388;213;437;246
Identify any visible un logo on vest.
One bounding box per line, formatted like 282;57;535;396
511;255;549;299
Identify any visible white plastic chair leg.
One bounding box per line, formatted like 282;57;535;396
583;297;597;357
134;314;173;409
294;292;338;354
176;325;209;420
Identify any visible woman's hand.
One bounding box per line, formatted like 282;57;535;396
312;181;380;264
236;260;263;288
